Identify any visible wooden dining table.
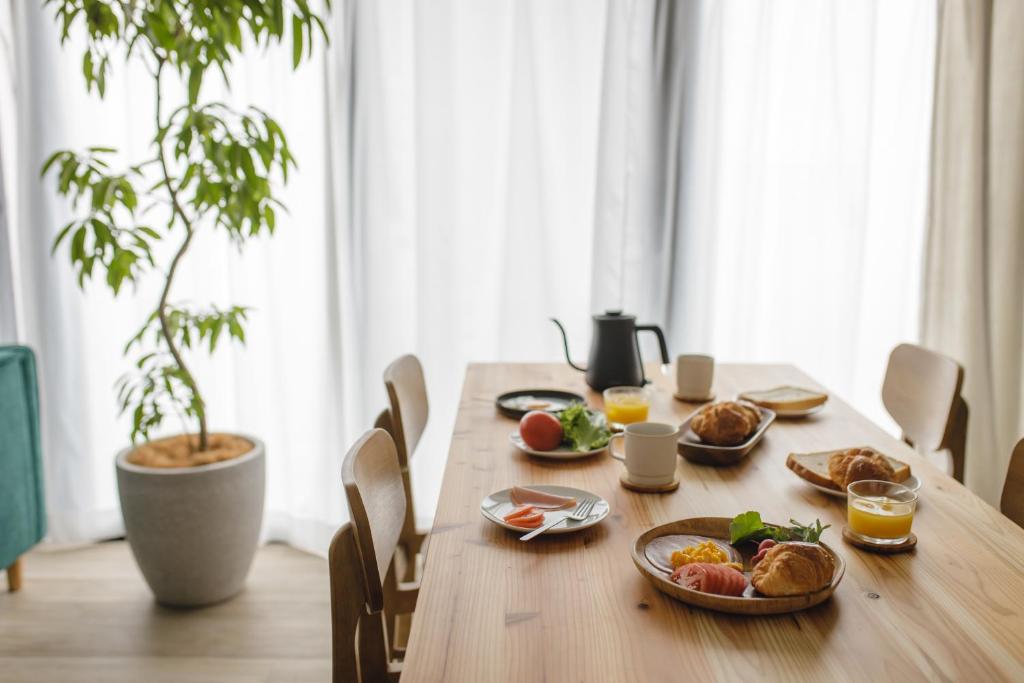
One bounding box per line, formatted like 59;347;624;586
401;363;1024;681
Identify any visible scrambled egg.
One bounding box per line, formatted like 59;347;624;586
671;540;742;572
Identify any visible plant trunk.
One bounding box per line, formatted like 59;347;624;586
154;59;209;452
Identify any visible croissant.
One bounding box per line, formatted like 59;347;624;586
828;447;894;490
751;542;834;596
690;401;761;446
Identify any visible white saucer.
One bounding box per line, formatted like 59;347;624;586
508;432;606;459
772;403;826;418
806;473;923;499
673;392;715;403
480;485;610;534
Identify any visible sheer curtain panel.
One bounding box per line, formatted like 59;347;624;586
0;0;938;549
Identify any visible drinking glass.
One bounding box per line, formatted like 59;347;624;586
846;480;918;545
603;386;650;430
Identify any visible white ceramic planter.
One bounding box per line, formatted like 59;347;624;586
115;435;265;607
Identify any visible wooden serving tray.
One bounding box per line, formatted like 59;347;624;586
631;517;845;615
677;406;776;465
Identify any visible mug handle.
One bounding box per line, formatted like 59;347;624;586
608;433;626;462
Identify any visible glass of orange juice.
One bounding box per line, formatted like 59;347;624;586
603;386;650;429
847;480;918;545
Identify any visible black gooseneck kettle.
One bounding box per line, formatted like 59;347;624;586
551;311;669;391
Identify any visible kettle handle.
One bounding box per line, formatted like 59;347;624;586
635;324;670;366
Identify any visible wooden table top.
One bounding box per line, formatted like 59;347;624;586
401;363;1024;682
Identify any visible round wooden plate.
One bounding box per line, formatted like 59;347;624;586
631;517;846;615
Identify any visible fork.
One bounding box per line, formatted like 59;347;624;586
519;497;598;541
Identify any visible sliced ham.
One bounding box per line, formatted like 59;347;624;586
509;486;576;510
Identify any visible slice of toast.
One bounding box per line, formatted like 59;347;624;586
786;448;911;491
739;386;828;411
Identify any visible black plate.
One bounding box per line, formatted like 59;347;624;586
495;389;587;419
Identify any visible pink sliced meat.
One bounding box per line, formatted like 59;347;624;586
509;486;576;510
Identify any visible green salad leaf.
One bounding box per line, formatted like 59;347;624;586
728;511;830;545
558;404;611;452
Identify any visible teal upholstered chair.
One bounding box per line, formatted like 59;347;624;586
0;346;47;591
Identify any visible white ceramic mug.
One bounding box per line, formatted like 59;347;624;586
676;354;714;400
608;422;680;486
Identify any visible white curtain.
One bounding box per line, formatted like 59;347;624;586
1;0;937;551
594;0;937;432
1;0;348;551
923;0;1024;504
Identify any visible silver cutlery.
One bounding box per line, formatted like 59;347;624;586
519;497;598;541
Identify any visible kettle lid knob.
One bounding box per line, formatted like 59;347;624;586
604;309;623;316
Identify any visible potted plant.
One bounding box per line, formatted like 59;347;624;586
42;0;330;606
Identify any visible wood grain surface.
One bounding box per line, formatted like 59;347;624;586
401;363;1024;682
0;542;330;682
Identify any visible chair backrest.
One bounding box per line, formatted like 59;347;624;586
342;428;407;612
882;343;965;453
1001;438;1024;529
328;523;390;683
383;355;429;467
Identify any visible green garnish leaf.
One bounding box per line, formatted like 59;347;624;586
728;511;831;545
558;404;611;452
729;511;766;544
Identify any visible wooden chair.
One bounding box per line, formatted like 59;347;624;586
328;523;391;682
1000;437;1024;529
882;343;969;482
332;428;419;682
380;355;430;581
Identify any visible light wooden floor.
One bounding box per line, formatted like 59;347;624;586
0;542;332;682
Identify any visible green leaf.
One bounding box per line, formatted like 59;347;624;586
188;67;203;104
728;511;766;545
82;51;94;88
291;15;303;68
70;225;87;262
51;222;75;254
557;404;610;452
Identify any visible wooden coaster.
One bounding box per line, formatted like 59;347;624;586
842;526;917;554
619;471;680;493
673;392;715;403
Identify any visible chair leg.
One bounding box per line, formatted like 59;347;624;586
6;557;22;592
947;397;969;484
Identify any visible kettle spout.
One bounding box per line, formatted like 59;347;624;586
551;318;586;372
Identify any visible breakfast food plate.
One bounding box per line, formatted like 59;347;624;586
481;485;609;534
771;404;826;418
786;446;920;498
632;517;845;615
508;432;606;459
677;403;776;465
495;390;586;419
738;386;828;419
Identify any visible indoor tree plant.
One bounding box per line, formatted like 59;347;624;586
42;0;330;606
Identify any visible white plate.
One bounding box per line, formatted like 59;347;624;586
481;485;610;535
508;432;606;459
772;403;826;418
805;473;923;498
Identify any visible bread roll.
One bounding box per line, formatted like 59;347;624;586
751;542;834;596
828;447;895;490
690;401;761;446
